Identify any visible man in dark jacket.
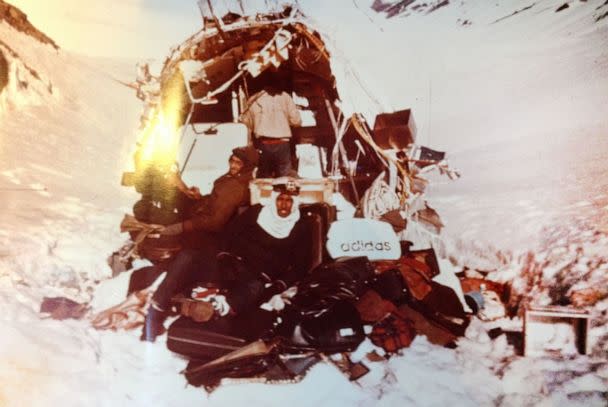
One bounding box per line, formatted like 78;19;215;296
142;177;309;342
161;145;259;248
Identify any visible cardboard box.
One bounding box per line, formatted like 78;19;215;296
372;109;417;150
523;306;591;357
250;178;335;205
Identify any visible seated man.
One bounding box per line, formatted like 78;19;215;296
161;145;259;250
142;177;309;342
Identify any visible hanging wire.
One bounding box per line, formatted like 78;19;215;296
350;113;413;203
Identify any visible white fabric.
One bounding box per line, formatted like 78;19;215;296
296;144;323;179
240;91;302;139
362;171;401;220
260;286;298;311
256;191;301;238
331;192;356;220
433;258;472;314
208;294;231;317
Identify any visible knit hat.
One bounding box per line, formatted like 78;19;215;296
231;146;259;169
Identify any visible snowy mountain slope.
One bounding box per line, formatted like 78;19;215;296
0;14;184;407
0;1;607;406
0;12;143;348
345;0;608;253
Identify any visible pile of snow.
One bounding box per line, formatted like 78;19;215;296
0;21;141;297
1;1;607;406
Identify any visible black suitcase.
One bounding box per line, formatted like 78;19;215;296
299;203;336;265
184;340;281;389
166;309;277;362
299;202;336;237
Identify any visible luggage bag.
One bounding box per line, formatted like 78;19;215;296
166;309;277;362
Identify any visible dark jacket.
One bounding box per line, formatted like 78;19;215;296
150;204;309;314
183;170;252;233
222;204;308;288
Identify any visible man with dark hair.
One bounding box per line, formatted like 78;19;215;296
142;177;309;342
161;145;259;248
239;83;302;178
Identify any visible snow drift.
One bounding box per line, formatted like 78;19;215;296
1;1;607;406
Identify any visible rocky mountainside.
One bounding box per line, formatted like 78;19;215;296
0;0;58;49
372;0;450;17
0;45;7;89
372;0;608;21
0;1;58;100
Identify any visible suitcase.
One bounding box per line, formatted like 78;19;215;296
296;210;324;274
299;203;336;265
184;340;280;389
300;202;336;237
166;309;277;361
290;300;365;353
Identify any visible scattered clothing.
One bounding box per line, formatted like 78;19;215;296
91;289;152;331
40;297;89;320
355;289;397;323
370;310;417;354
119;214;165;257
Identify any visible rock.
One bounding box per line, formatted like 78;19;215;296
0;50;8;93
570;287;608;307
8;7;21;20
0;0;59;49
567;391;608;404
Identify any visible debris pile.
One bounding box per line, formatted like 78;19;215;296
89;1;603;395
91;3;515;392
490;222;608;356
160;249;475;391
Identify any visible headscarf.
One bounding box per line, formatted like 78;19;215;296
256;191;300;239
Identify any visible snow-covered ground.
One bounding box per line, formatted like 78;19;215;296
1;1;607;406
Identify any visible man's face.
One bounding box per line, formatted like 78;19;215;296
228;155;244;176
275;193;294;218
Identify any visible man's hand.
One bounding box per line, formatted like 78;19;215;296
169;171;202;200
184;186;202;200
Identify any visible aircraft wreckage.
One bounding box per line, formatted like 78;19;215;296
100;3;499;390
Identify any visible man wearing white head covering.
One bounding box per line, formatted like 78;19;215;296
142;177;310;341
221;177;306;297
255;180;301;238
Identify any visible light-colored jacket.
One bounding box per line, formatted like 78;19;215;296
240;90;302;139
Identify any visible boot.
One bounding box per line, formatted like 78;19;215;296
141;302;168;342
181;299;216;323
